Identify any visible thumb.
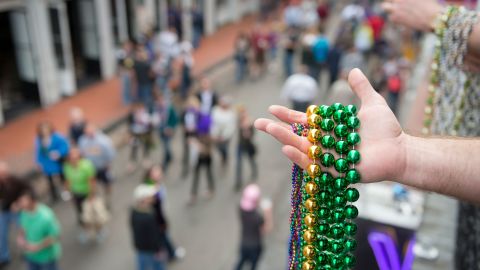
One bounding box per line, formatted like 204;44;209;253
348;68;384;106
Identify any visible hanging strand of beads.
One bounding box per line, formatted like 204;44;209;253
288;104;361;270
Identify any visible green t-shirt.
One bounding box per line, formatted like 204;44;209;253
63;159;96;195
19;204;61;263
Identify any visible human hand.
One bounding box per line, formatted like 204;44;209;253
49;151;61;161
24;243;42;253
254;69;407;183
382;0;444;32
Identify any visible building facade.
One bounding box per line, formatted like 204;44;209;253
0;0;258;126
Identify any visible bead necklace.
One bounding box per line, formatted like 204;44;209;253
288;104;361;269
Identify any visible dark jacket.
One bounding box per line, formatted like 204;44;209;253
130;207;165;252
0;177;29;211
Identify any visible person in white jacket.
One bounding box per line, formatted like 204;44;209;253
210;96;237;166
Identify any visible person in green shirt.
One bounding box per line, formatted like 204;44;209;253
16;186;61;270
63;147;96;243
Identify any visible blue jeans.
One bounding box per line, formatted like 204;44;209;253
0;211;17;263
137;252;165;270
27;260;59;270
235;58;248;83
284;52;294;78
121;74;133;105
138;84;153;112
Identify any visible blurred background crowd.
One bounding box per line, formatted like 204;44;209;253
0;0;478;269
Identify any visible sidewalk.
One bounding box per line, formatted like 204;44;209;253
0;15;257;174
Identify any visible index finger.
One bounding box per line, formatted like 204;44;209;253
269;105;307;125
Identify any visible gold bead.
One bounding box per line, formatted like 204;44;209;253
306;164;321;178
303;229;317;243
306;105;318;117
307;129;322;143
307;114;320;128
302;245;316;259
422;127;429;135
302;260;316;270
304;214;316;227
304;198;318;211
428;85;435;93
305;182;319;196
307;145;322;160
424;106;432;115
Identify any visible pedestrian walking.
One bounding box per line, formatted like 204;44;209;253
78;124;116;206
191;4;204;48
133;45;155;111
196;77;218;115
179;41;194;98
181;96;200;177
142;166;185;262
0;161;28;268
130;184;167;270
128;103;154;171
68;107;86;146
16;187;61;270
63;148;106;243
235;107;258;191
190;135;214;204
211;96;236;167
118;40;135;105
283;28;299;78
234;184;273;270
234;32;251;83
281;66;319;112
152;95;179;172
35;122;69;203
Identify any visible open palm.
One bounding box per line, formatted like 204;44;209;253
254;69;407;183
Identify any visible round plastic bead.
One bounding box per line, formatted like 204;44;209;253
317;172;333;186
308;145;322;160
331;102;344;111
304;198;319;211
303;229;317;244
306;105;318;117
346;169;361;184
305;182;319;196
320;153;335;167
303;245;317;259
308;114;321;128
304;214;317;227
318;207;330;219
335;140;350;154
334;177;348;190
344;238;357;252
318;190;331;203
332;208;345;222
334;124;348;138
307;164;321;178
345;104;358;116
333;109;347;123
320;119;335;132
317;253;329;265
345;222;358;236
333;194;347;207
347;132;361;146
345;188;360;202
317;222;330;234
329;240;344;254
318;105;334;118
330;255;344;268
345;205;359;219
344;254;356;268
321;135;336;148
346;116;360;129
334;158;349;173
302;260;316;270
307;129;322;143
347;149;361;164
329;224;344;239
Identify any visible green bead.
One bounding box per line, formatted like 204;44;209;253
346;169;361;184
334;124;348;138
318;207;330;219
347;132;361;146
344;254;356;268
321;119;335;132
318;237;329;251
347;149;361;164
318;105;334;118
320;153;335;167
333;110;347;123
317;253;329;264
344;238;357;252
346;116;360;129
329;224;344;239
331;103;344;111
330;240;344;253
345;104;358;116
345;188;360;202
345;222;357;236
334;177;348;190
318;222;330;234
318;190;331;203
318;172;333;186
333;194;347;207
330;255;344;268
335;140;350;155
320;135;336;149
335;159;349;173
345;205;359;219
332;208;345;222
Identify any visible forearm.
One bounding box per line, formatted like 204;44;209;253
400;135;480;202
36;237;57;250
468;19;480;57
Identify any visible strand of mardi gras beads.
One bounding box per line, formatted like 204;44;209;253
290;104;361;270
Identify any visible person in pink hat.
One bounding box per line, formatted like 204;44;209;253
235;184;273;270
